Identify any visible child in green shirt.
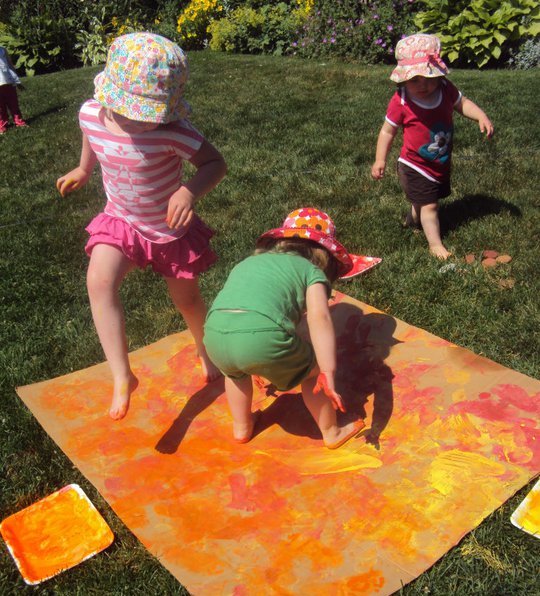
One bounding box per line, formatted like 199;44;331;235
204;208;365;449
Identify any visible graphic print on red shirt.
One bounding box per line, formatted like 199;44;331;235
385;79;462;182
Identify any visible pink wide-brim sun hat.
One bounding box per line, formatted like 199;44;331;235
258;207;354;277
390;33;449;83
94;32;191;123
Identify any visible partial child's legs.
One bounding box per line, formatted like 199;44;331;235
2;84;25;124
301;367;363;449
166;277;221;382
86;244;138;420
0;86;9;131
415;201;452;260
224;376;259;442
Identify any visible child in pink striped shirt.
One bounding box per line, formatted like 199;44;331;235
57;33;227;420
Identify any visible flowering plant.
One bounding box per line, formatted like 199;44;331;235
292;0;418;63
177;0;225;49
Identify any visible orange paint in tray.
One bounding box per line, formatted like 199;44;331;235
0;484;113;585
511;478;540;538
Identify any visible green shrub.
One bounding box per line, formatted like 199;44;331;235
208;2;304;55
0;0;163;73
508;37;540;68
74;6;110;67
0;15;77;75
414;0;540;68
150;0;186;45
292;0;418;63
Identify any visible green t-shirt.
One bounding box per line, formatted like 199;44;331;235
209;252;330;335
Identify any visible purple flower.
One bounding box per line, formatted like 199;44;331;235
292;42;297;47
375;38;383;45
331;37;336;43
373;14;380;20
387;25;393;31
322;38;327;43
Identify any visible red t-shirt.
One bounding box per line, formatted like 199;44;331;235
385;79;462;182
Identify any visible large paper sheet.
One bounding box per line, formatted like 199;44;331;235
15;292;540;594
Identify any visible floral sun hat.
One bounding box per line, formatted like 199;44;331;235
257;207;354;277
94;32;190;123
390;33;449;83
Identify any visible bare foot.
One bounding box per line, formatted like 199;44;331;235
109;374;138;420
233;410;261;443
323;419;365;450
430;245;452;260
199;352;222;382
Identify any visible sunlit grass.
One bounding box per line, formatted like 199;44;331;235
1;52;539;594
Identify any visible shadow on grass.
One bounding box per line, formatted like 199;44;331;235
25;104;71;125
440;193;521;234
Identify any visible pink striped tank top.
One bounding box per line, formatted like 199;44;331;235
79;99;204;243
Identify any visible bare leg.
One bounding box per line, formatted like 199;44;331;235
410;202;421;227
166;277;221;382
86;244;138;420
301;368;363;449
224;376;258;442
418;202;452;259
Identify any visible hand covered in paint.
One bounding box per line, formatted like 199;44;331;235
166;187;195;230
56;167;90;197
314;372;346;413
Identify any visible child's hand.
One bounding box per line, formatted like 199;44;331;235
371;160;386;180
314;372;346;413
166;188;195;229
478;116;494;139
56;167;90;197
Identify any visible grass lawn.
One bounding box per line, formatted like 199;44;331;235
1;51;539;594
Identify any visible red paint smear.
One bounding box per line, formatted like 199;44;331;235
227;473;288;514
392;363;436;389
228;474;257;512
450;385;540;421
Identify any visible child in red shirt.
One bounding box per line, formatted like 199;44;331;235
371;34;494;259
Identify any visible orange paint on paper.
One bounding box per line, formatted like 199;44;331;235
0;484;113;585
13;291;540;594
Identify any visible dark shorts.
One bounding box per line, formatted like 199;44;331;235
397;161;451;205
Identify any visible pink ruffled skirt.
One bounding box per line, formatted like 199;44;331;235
85;213;217;279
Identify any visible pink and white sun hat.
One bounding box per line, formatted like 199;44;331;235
390;33;449;83
257;207;354;277
94;32;190;123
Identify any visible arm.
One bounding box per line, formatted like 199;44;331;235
56;133;98;197
371;120;398;180
166;139;227;229
454;96;494;138
305;283;345;412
